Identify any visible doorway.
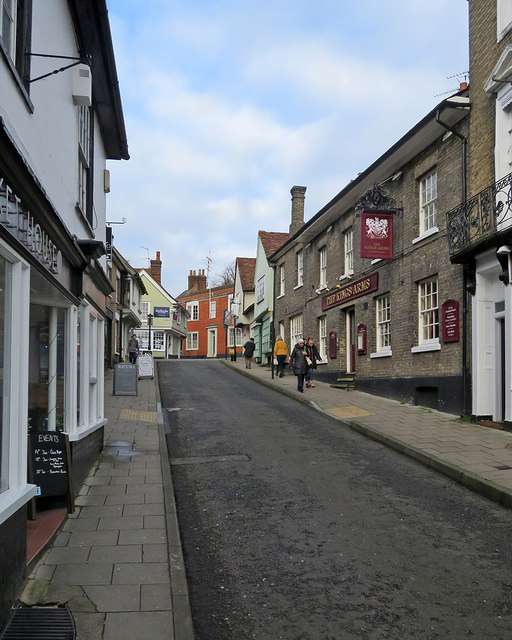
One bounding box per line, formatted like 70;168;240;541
346;309;356;373
207;328;217;358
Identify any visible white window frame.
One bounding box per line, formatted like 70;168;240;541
228;327;243;347
209;300;216;319
371;294;392;358
319;246;327;287
343;229;354;277
290;314;303;345
296;250;304;288
278;264;285;297
152;330;165;351
412;277;441;353
319;316;327;362
187;332;198;350
78;105;91;218
418;171;438;237
0;241;36;526
187;301;199;321
141;301;149;322
0;0;16;60
257;275;265;303
498;0;512;41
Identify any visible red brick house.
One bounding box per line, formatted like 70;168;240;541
178;269;234;358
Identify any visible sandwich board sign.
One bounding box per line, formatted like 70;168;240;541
113;362;138;395
138;353;154;379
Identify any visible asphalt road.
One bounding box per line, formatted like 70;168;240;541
159;360;512;640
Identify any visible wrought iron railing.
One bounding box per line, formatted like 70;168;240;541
446;171;512;257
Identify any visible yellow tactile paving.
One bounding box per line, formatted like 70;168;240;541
327;406;375;419
119;409;158;423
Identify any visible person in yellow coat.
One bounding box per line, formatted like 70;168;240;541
273;335;288;378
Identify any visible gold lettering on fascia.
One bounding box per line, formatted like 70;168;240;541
0;177;60;273
326;278;372;307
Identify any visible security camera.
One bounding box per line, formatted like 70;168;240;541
497;245;511;255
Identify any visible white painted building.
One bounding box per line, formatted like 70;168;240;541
0;0;128;626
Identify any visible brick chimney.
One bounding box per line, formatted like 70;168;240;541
188;268;207;292
289;186;306;236
150;251;162;284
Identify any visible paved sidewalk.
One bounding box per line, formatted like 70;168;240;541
223;359;512;509
21;367;194;640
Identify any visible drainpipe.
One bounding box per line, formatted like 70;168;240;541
435;105;469;415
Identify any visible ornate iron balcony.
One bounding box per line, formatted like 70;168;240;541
446;171;512;259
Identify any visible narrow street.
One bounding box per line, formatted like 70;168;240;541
160;360;512;640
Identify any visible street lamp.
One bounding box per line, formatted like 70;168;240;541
147;313;153;353
230;300;240;362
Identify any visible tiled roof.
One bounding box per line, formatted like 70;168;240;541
236;257;256;291
259;231;289;258
177;283;234;301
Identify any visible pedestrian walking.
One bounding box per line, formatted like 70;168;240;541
127;333;139;364
290;338;308;392
305;337;321;388
273;335;288;377
243;337;256;368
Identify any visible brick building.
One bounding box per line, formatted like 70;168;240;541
446;0;512;424
271;92;470;414
178;269;234;358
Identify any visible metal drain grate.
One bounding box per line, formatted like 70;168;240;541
1;605;75;639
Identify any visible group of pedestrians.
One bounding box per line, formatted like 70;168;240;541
243;335;322;393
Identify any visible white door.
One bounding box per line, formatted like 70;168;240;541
207;328;217;358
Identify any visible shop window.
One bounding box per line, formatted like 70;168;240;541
28;304;66;432
228;327;242;347
0;254;10;494
135;329;149;351
153;330;164;351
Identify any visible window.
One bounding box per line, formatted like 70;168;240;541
257;275;265;303
0;0;31;85
376;294;391;351
153;331;164;351
296;249;304;287
186;332;198;350
319;317;327;361
419;171;437;235
278;264;285;297
418;278;439;342
187;301;198;321
319;246;327;287
498;0;512;40
228;327;242;347
78;105;93;224
141;301;149;322
135;329;149;351
209;300;216;319
344;229;353;275
290;314;303;345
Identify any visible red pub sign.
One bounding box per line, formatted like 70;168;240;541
442;299;460;343
322;273;379;311
360;210;394;259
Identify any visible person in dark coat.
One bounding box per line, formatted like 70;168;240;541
305;337;321;388
127;334;139;364
290;338;308;392
243;337;256;369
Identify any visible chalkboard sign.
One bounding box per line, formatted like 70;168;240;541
113;362;138;395
138;353;154;380
29;431;70;499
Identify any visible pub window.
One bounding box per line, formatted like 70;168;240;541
419;277;439;343
376;294;391;351
290;313;303;345
319;246;327;287
419;170;437;235
296;249;303;287
344;229;353;275
319;316;327;361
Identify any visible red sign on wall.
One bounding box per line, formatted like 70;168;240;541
442;299;460;343
360;210;394;259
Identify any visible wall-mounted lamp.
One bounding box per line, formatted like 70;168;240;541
497;245;512;284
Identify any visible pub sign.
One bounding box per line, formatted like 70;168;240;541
360;210;394;260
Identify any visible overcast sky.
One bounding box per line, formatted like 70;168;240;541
105;0;469;297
